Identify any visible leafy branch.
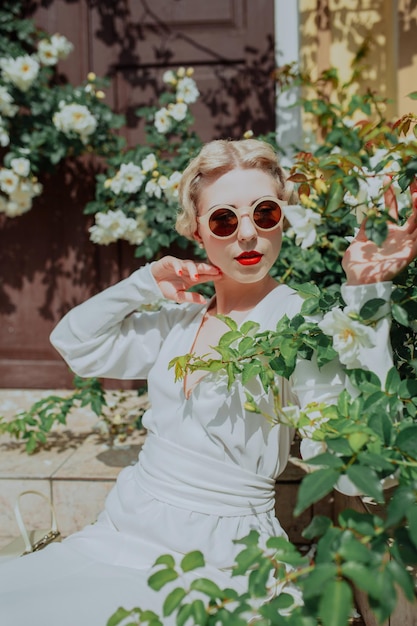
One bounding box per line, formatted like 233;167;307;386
0;375;106;453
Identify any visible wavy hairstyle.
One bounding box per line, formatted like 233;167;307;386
176;138;291;240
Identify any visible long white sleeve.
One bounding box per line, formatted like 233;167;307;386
50;264;191;380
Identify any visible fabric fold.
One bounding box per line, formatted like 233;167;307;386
135;434;276;516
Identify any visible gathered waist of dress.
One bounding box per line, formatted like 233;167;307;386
134;433;276;517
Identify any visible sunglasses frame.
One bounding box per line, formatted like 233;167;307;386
197;196;286;239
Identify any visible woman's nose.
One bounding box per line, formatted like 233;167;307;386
237;214;257;241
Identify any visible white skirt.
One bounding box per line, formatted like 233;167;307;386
0;435;289;625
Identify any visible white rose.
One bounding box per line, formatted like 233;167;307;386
109;163;144;195
163;171;182;201
318;308;377;368
141;153;157;173
0;86;18;117
50;34;74;60
89;210;135;244
176;77;199;104
9;187;33;212
53;103;97;144
123;205;150;245
283;204;322;249
154;107;172;134
1;55;40;92
0;168;19;194
169;101;187;122
145;179;162;198
162;70;176;85
0;123;10;147
37;40;58;66
10;157;31;177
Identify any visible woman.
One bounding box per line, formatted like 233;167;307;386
1;139;416;625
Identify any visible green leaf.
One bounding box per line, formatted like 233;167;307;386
294;282;321;298
357;451;395;472
241;362;262;385
341;562;375;594
180;550;205;572
338;532;372;563
303;452;344;469
326;182;345;214
190;599;207;624
386;559;415;602
190;577;222;599
163;587;186;617
176;603;193;626
392;303;409;326
302;515;333;540
406;504;417;549
385;367;402;394
368;412;393;446
153;554;176;568
346;465;384;503
385;486;416;528
347;368;382;392
319;579;353;626
303;563;338;599
398;377;417;399
106;607;132;626
147;568;178;591
237;336;256;356
240;320;260;335
216;315;238;331
359;297;386;320
218;330;242;347
395;425;417;459
294;469;339;515
348;431;369;453
233;545;264;575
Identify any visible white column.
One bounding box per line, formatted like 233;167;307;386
274;0;302;155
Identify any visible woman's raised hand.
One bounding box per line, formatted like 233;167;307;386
342;179;417;285
151;256;222;304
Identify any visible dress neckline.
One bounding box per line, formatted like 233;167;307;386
183;283;284;399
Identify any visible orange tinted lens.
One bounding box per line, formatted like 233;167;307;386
253;200;282;229
209;208;239;237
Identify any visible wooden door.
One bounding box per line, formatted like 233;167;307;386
0;0;276;388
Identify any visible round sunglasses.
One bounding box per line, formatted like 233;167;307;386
197;196;286;239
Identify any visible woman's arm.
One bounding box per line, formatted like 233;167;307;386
50;264;184;380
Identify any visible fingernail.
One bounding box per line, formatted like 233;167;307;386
177;269;183;276
194;273;199;280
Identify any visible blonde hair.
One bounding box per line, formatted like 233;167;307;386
176;138;291;240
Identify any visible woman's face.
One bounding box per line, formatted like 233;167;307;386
195;168;284;284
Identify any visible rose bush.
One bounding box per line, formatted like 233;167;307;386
84;66;202;258
0;0;125;217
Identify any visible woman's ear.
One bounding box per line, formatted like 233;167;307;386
193;230;204;249
193;230;203;245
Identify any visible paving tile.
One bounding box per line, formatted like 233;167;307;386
53;432;146;480
52;480;115;537
0;438;78;479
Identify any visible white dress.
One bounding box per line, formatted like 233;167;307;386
0;265;393;625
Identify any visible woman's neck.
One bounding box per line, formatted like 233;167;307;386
210;275;279;316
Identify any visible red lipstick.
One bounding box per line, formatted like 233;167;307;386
236;252;263;266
